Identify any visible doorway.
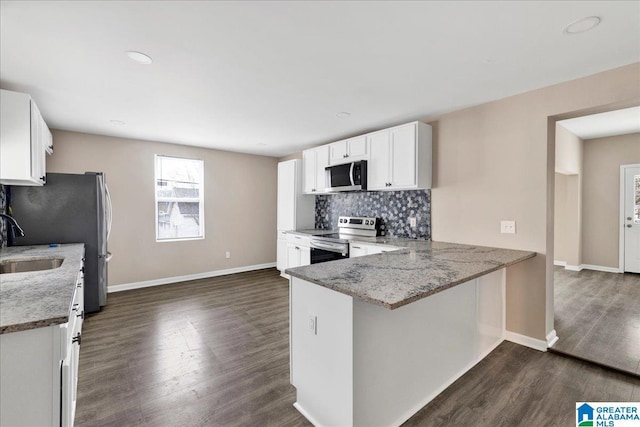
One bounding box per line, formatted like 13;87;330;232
550;107;640;376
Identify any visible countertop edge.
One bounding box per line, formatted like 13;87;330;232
0;316;70;334
287;250;537;310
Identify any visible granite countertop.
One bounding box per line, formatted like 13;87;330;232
0;244;85;334
285;240;536;310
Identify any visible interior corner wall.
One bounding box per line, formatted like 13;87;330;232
554;173;568;263
582;132;640;268
553;125;584;267
47;130;279;287
427;62;639;341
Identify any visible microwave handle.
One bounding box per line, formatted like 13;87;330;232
349;162;355;186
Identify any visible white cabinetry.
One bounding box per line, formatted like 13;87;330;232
277;160;314;275
302;145;329;194
367;122;432;191
0;259;84;427
329;135;367;165
285;233;311;273
0;89;52;186
350;242;401;257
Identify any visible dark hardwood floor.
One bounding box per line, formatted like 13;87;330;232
552;267;640;376
76;268;640;426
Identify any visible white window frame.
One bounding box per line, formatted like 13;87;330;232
154;154;205;242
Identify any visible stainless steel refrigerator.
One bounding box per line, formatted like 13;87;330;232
9;172;112;313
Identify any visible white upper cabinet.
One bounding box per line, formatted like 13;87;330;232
0;89;52;186
329;135;367;164
367;122;432;191
303;145;329;194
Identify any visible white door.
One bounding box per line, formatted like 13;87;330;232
277;161;295;231
623;165;640;273
367;130;390;190
347;136;367;158
329;140;348;164
287;244;301;269
390;123;417;188
315;145;329;193
303;150;316;193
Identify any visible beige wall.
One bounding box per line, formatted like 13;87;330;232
553;125;583;267
278;152;302;162
427;63;639;340
554;173;568;263
555;124;582;175
582;132;640;268
48;130;278;287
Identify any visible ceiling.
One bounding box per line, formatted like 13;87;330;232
1;1;639;157
558;106;640;139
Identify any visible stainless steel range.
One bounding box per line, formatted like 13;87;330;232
309;216;378;264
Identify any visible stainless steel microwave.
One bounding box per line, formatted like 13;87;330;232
325;160;367;192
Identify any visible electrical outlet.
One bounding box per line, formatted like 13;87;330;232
225;251;231;258
409;217;417;228
500;220;516;234
308;313;317;335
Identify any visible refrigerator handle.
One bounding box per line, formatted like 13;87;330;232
105;183;113;241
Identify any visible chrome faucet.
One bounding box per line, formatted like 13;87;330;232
0;213;25;239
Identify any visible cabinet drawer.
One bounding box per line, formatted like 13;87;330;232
286;233;311;247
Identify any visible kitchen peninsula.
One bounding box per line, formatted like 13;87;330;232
286;240;536;427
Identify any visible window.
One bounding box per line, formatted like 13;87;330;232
155;155;204;241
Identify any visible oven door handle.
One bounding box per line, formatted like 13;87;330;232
310;240;348;255
349;162;355;186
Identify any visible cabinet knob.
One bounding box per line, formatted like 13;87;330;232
628;224;633;228
628;217;633;221
77;310;84;320
295;246;300;250
40;176;46;182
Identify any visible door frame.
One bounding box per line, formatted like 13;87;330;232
620;163;640;272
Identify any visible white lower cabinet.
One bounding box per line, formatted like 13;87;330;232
284;234;311;274
349;242;401;257
0;261;84;427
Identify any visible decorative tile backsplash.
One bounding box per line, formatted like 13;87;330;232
315;190;431;239
0;185;7;248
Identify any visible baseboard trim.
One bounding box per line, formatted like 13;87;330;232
546;329;559;348
562;264;622;273
504;330;548;352
108;262;277;293
579;264;622;274
553;260;567;267
293;402;324;427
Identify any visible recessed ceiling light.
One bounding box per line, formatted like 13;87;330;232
126;51;153;64
336;112;351;118
563;16;601;34
110;119;126;125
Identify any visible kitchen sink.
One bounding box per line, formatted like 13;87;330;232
0;257;64;274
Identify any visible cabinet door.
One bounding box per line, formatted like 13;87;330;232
367;130;390;190
315;145;329;193
300;246;311;267
329;140;348;164
30;102;45;184
350;244;368;258
277;238;288;271
287;244;301;269
302;149;316;193
390;124;417;188
347;136;367;158
277;161;296;231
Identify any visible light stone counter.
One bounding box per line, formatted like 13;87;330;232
286;240;536;309
0;244;85;334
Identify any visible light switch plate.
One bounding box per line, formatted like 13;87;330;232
500;220;516;234
308;313;317;335
409;217;417;228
